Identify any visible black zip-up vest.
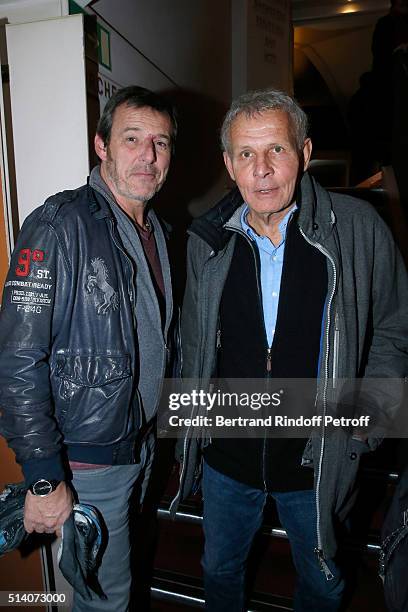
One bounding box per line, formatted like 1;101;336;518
204;216;328;491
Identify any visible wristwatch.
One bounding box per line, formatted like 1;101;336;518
29;479;61;497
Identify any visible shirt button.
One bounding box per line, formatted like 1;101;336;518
272;256;277;261
272;292;277;298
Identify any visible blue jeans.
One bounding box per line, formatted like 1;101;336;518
202;461;344;612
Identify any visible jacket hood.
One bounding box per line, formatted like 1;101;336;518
189;171;336;252
297;171;336;243
189;186;244;252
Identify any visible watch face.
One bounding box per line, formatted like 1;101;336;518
31;479;55;496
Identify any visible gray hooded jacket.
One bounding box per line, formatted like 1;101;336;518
171;172;408;566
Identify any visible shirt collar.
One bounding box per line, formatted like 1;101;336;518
240;203;298;240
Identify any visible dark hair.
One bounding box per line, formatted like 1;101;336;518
96;85;177;151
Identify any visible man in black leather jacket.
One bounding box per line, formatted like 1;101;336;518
0;86;176;610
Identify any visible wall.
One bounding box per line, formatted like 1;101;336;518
89;0;231;104
295;22;377;114
0;0;68;24
232;0;293;98
6;14;89;224
0;172;9;295
80;0;233;216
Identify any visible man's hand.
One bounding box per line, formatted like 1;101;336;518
24;482;73;536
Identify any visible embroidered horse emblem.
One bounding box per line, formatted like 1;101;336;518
85;257;119;315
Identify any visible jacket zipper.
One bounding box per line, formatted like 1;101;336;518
198;250;217;376
176;306;183;376
333;311;340;389
216;327;221;350
299;227;337;580
266;347;272;372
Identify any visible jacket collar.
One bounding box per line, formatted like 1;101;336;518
188;186;244;252
189;171;336;252
87;166;171;240
296;171;336;244
87;166;116;219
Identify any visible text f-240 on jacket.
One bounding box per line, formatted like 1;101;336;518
172;171;408;563
0;178;173;484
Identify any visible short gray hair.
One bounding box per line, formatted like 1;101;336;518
221;88;308;154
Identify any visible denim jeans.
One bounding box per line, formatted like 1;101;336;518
202;461;344;612
51;434;155;612
71;433;155;611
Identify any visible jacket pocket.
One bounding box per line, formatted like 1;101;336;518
335;435;368;519
54;352;135;445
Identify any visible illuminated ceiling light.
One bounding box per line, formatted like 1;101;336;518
340;3;358;13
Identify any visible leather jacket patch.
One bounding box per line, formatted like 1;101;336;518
85;257;119;315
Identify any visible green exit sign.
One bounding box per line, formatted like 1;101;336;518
97;23;111;70
69;0;111;71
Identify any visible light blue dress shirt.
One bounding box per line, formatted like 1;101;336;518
240;204;297;347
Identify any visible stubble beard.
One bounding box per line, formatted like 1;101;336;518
104;157;161;204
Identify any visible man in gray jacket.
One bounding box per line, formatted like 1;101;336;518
0;86;176;610
174;89;408;611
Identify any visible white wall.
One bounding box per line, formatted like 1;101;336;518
232;0;293;98
6;14;89;223
0;0;68;23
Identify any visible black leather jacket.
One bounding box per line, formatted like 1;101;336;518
0;181;171;483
